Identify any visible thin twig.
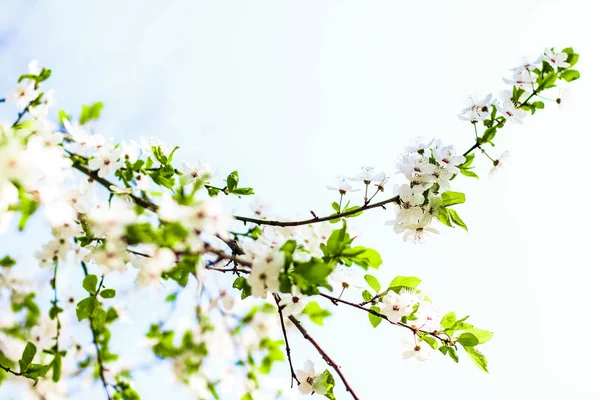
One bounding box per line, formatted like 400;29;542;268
81;264;112;400
319;292;449;344
287;315;360;400
273;294;300;388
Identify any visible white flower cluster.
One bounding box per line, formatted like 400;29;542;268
386;139;464;242
459;47;571;125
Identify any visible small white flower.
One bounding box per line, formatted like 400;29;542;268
498;100;527;124
188;197;232;237
401;340;429;361
329;266;365;291
396;154;435;179
326;176;359;194
88;148;121;178
544;48;570;69
248;252;284;299
296;360;326;395
280;286;307;317
432;144;466;175
489;151;510;178
350;166;385;185
458;94;492;123
394;220;439;243
380;289;419;322
8;81;38;109
503;69;534;89
181;159;213;184
510;56;542;73
136;248;176;286
28;59;42;75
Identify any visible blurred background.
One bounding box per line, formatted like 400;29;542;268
1;0;599;399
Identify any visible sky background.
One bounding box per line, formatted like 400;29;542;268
1;0;600;399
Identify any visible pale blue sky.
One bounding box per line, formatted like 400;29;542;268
1;1;600;399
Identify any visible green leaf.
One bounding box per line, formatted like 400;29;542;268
560;69;580;82
537;72;557;91
441;191;466;206
19;342;37;372
52;355;62;382
420;335;438;350
226;171;239;191
481;127;497;143
232;277;252;299
361;290;373;302
82;275;98;293
76;297;97;321
465;346;489;373
448;347;459;363
368;306;382;328
460;169;479;179
447;209;467;231
0;255;16;267
467;327;494;345
388;276;421;291
340;246;382;269
79;102;104;125
293;259;334;292
58;109;70;124
314;369;336;400
363;274;381;292
435;207;453;228
457;332;479;347
441;311;456;329
302;302;332;326
100;289;116;299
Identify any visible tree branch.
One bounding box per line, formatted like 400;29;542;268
81;264;112;400
319;292;450;344
234;195;399;227
286;315;360;400
273;294;300;388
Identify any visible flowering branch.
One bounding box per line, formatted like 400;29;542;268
287;315;360;400
273;294;300;388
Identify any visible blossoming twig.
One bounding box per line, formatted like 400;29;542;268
287;315;360;400
273;293;300;388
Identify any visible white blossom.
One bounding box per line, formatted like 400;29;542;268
248;252;284;298
544;48;570;68
181;159;213;183
8;81;38;109
498;100;527;124
296;360;326;395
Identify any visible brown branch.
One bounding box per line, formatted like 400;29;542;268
287;315;360;400
234;195;399;227
71;161;159;212
319;292;450;344
273;294;300;388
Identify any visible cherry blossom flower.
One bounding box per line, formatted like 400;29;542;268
401;340;429;361
326;176;359;194
8;81;38;109
498;100;527;124
248;252;284;298
280;286;307;317
458;94;492;123
136;248;176;286
350;166;386;185
433;144;466;174
181;159;213;183
489;150;510;178
395;220;440;243
295;360;326;395
380;289;419;322
88;147;121;178
544;48;570;68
